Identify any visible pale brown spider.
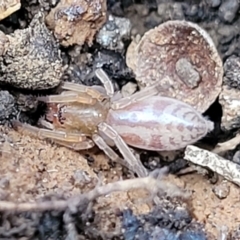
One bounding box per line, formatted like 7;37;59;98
13;68;213;177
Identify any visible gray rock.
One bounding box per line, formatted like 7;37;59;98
218;0;239;23
96;14;132;52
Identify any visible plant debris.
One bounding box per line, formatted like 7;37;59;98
126;20;223;113
185;145;240;186
0;168;189;213
0;0;21;21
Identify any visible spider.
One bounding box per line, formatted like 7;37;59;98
12;68;213;177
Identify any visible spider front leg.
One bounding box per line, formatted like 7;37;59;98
92;134;124;165
60;68;114;100
37;91;98;105
61;81;108;101
12;120;94;150
97;122;148;177
95;68;114;98
110;76;171;110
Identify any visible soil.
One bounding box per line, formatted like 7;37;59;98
1;0;240;239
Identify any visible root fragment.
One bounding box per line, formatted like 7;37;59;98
0;168;188;213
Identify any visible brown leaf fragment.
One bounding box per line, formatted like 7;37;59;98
127;20;223;113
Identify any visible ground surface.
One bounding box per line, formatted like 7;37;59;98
1;0;240;239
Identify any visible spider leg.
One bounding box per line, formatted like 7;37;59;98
61;82;107;101
95;68;114;98
52;139;94;150
41;68;114;104
111;76;171;110
97;122;148;177
37;91;97;105
12;120;94;150
92;134;129;168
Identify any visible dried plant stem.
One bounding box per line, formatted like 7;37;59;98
212;134;240;154
0;168;188;213
185;145;240;186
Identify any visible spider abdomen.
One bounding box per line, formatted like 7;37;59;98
107;96;213;151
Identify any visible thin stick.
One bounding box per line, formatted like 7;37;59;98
185;145;240;186
0;169;188;213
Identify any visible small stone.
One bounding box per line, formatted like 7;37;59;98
135;4;149;17
96;14;132;52
223;55;240;90
15;93;38;113
218;0;239;23
175;58;200;89
0;91;17;124
38;0;58;11
73;170;91;185
121;82;137;98
212;181;230;199
219;56;240;131
219;86;240;131
0;177;10;189
171;3;185;20
206;0;221;8
157;3;184;21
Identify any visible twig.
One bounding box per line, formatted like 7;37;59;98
185;145;240;186
0;168;188;213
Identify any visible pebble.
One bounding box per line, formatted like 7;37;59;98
121;82;137;98
218;0;239;23
219;56;240;130
223;55;240;89
206;0;221;8
96;14;132;52
212;181;230;199
0;91;17;124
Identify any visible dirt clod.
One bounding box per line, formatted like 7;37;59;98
46;0;107;47
122;204;211;240
0;13;64;90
